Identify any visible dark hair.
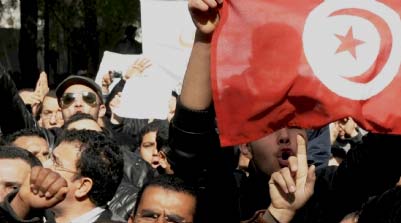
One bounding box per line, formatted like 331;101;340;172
134;174;197;216
357;186;401;223
0;146;42;167
138;120;169;150
6;128;47;145
56;130;124;206
63;113;97;129
62;113;114;139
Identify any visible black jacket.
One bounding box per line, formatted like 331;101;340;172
108;149;155;220
169;99;240;223
170;98;401;223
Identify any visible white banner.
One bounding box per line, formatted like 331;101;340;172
94;0;193;119
141;0;195;82
95;51;175;119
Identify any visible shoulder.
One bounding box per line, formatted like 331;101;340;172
95;209;125;223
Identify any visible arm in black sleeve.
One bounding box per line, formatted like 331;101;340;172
168;97;218;180
106;79;126;105
0;70;36;135
169;98;240;223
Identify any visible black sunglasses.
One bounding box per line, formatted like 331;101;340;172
60;92;98;108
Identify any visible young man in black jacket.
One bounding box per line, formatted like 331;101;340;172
169;0;401;222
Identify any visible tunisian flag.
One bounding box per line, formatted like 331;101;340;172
211;0;401;146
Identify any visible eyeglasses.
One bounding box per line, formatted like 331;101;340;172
135;211;192;223
49;154;77;174
60;92;98;108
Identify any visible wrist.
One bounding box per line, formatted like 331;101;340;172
11;192;31;220
267;205;295;223
195;29;213;43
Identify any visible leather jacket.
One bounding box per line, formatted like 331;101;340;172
108;148;155;220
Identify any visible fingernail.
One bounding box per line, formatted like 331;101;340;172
289;186;296;193
45;192;51;198
38;191;44;197
31;185;38;194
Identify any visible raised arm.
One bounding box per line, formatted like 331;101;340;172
180;0;222;110
0;70;36;135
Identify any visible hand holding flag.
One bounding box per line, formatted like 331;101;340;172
212;0;401;146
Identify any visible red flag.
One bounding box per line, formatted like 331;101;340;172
211;0;401;146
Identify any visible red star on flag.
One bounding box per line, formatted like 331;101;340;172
335;27;365;59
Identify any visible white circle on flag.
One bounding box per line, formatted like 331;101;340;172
303;0;401;100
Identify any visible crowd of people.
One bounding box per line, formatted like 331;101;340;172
1;0;401;222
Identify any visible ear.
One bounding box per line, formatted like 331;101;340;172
239;144;253;159
98;104;106;118
74;177;93;199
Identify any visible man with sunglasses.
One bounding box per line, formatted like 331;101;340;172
56;75;106;123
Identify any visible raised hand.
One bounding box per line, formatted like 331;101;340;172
188;0;222;35
101;71;114;94
35;72;49;99
123;58;152;81
267;135;316;223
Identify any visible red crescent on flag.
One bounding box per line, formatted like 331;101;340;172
330;9;392;84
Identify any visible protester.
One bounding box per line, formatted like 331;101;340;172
6;128;50;163
128;174;197;223
37;90;64;129
62;112;155;221
137;120;169;169
0;166;66;223
168;1;401;223
55;75;106;123
44;130;124;222
329;117;366;166
0;130;125;222
0;146;41;203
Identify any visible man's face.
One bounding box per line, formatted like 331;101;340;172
131;186;196;223
249;127;307;176
12;136;49;163
39;96;64;129
140;131;160;169
60;84;105;122
0;159;31;202
44;141;81;210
